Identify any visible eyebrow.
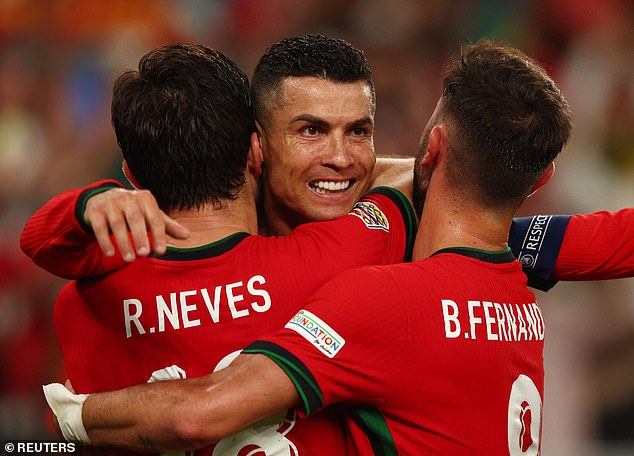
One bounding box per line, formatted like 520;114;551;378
349;116;374;130
290;114;374;130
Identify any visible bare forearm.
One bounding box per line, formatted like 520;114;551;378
371;156;415;203
59;354;300;451
84;378;213;451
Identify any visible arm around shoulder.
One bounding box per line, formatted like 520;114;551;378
554;208;634;281
48;354;300;451
371;156;415;204
20;180;123;279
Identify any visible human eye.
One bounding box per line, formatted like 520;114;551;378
348;117;373;139
351;126;369;137
301;125;321;136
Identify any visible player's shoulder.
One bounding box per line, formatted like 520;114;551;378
357;186;417;236
322;262;414;293
360;186;412;213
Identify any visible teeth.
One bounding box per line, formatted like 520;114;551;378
310;180;351;193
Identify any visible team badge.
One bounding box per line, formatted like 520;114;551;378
285;310;345;358
350;201;389;232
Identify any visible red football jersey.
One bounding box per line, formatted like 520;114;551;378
553;209;634;280
21;180;634;287
509;210;634;290
20;181;127;279
247;248;546;455
53;185;416;455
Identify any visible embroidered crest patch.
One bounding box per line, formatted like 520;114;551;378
350;201;389;232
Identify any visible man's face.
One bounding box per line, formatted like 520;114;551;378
259;76;376;233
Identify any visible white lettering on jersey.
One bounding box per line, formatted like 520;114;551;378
249;275;271;312
201;286;222;322
441;299;544;341
226;281;248;319
124;299;145;338
441;300;460;338
123;274;272;338
157;293;180;332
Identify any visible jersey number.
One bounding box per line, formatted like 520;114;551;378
507;374;542;455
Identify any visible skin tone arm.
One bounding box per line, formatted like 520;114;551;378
81;354;299;451
371;156;415;203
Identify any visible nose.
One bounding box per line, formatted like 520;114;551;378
321;135;354;168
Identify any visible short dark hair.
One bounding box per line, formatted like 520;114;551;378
440;39;573;208
112;43;254;211
251;34;375;130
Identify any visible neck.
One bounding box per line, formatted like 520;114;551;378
412;186;511;262
259;192;295;237
166;193;259;248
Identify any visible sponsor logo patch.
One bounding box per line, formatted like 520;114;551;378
350;201;389;232
285;310;345;358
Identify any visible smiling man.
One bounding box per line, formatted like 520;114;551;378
251;34;379;235
43;40;628;454
22;35;634;455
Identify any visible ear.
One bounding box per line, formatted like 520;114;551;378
122;160;142;190
248;131;264;176
421;125;447;168
527;162;555;197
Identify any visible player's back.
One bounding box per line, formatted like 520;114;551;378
373;248;544;455
245;247;544;455
54;188;414;455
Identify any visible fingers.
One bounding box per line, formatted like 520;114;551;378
84;189;180;261
88;208;116;258
141;193;168;256
165;215;190;241
125;190;155;258
107;196;140;262
135;193;189;255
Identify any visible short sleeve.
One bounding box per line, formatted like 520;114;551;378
244;266;407;417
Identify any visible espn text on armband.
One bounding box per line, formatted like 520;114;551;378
3;441;76;455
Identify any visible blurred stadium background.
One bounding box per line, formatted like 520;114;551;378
0;1;632;453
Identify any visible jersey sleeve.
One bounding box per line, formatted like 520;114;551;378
510;209;634;291
358;187;417;262
553;209;634;281
243;267;406;417
19;180;126;279
509;215;570;291
283;186;417;279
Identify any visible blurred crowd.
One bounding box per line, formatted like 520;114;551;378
0;0;632;453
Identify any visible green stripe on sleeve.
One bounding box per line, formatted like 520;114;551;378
243;341;324;416
367;186;417;262
75;182;124;233
348;404;399;456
